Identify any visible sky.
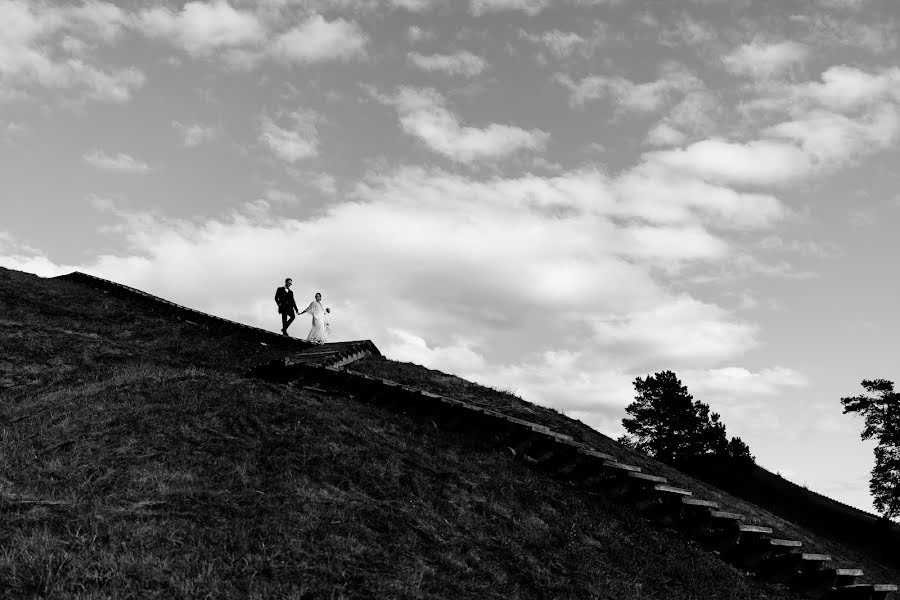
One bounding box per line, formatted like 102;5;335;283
2;0;900;516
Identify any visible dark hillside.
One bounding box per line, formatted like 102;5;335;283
0;266;891;598
346;358;900;586
680;456;900;570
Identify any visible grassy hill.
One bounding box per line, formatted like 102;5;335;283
1;265;896;599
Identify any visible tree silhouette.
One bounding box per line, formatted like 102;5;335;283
619;370;753;466
841;379;900;519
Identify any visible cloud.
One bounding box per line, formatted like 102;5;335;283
83;150;151;174
659;15;718;47
406;26;435;43
521;29;588;58
590;296;758;368
5;156;785;436
722;40;808;79
259;110;319;162
614;165;786;230
815;0;871;10
720;66;900;183
408;51;487;77
684;366;809;397
470;0;550;16
66;1;130;43
173;121;217;147
384;329;487;373
136;0;265;56
470;0;619;15
557;62;702;111
0;0;146;103
791;12;896;53
646;123;686;147
388;0;436;11
269;14;367;64
385;87;549;163
795;65;900;112
645;139;813;186
0;230;80;277
646;89;721;147
765;105;900;164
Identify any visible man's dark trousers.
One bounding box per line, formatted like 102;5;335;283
281;311;295;333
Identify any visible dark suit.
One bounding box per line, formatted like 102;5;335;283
275;286;298;333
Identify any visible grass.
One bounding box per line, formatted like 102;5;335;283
0;265;893;598
347;357;900;584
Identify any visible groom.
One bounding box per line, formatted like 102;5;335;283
274;278;299;336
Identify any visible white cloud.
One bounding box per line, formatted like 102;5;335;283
269;15;367;64
645;139;813;186
685;366;810;397
408;51;487;77
791;13;896;54
470;0;550;16
765;105;900;164
388;0;436;11
386;87;549;163
0;0;146;103
137;0;265;56
66;1;130;43
724;66;900;182
259;110;319;162
646;123;686;147
470;0;618;15
539;30;585;57
406;26;434;43
722;40;808;79
384;329;487;373
173;121;217;147
83;150;151;174
646;89;721;146
0;230;79;277
590;296;758;367
521;29;588;58
816;0;870;10
558;63;702;111
615;165;786;230
659;15;718;47
797;65;900;112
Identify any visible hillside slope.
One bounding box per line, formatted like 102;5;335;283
0;266;894;599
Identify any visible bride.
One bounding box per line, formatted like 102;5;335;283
299;292;329;344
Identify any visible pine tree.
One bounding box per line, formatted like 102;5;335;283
841;379;900;519
619;370;753;465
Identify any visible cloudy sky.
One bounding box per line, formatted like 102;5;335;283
3;0;900;514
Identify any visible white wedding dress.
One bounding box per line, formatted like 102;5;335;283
305;301;328;344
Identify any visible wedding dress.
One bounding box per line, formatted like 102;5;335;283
305;301;328;344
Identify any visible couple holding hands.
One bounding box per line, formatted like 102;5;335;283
275;278;330;343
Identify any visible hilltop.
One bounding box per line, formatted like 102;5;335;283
0;265;897;599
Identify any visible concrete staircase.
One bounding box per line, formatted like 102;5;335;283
249;358;898;600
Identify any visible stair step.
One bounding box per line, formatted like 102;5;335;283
602;460;642;473
737;524;774;535
798;567;867;597
709;510;744;522
762;552;832;583
627;471;668;484
832;569;866;578
827;584;899;600
653;484;692;497
682;498;718;509
579;448;617;462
